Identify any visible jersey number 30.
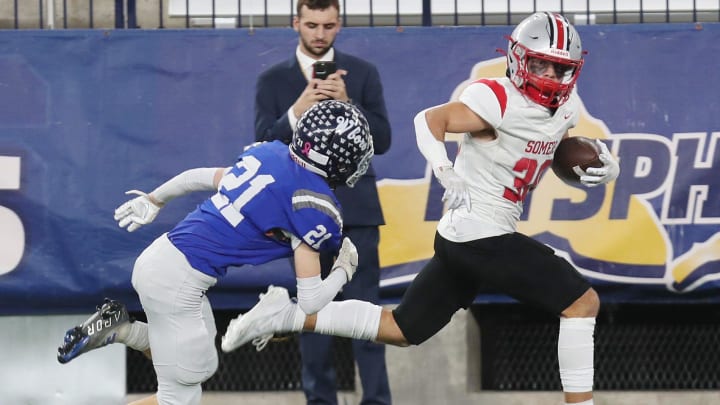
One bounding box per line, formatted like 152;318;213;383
503;157;553;203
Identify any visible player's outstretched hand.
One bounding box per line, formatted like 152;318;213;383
332;238;358;282
436;167;472;212
113;190;162;232
574;140;620;187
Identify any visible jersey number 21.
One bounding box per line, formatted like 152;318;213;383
211;155;275;227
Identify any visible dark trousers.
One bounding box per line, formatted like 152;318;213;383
300;226;392;405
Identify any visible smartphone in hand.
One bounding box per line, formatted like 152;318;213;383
312;61;336;80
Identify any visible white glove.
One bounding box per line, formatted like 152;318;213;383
331;238;358;282
113;190;162;232
436;167;472;212
573;140;620;187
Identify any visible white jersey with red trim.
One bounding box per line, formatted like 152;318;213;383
437;77;580;242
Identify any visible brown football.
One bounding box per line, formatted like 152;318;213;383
551;136;603;185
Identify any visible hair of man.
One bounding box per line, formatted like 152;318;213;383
296;0;340;17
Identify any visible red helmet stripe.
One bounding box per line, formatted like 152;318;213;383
553;14;566;50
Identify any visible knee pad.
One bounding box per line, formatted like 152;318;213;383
315;300;381;342
176;349;218;385
558;317;595;393
156;364;204;405
176;367;211;386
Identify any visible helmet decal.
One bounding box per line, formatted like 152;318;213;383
547;12;568;51
290;100;374;188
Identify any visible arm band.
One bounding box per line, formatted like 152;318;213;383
150;167;218;205
414;108;453;177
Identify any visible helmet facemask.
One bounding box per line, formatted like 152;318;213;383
343;147;373;187
511;43;583;108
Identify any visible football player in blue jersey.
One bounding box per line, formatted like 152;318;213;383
56;100;374;405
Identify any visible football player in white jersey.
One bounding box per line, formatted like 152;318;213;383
220;12;619;405
56;100;374;405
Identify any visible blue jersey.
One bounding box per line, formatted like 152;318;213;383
168;141;343;277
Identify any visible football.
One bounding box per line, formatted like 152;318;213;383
551;136;603;185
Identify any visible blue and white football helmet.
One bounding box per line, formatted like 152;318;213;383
290;100;374;188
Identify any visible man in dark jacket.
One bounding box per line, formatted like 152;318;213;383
254;1;392;404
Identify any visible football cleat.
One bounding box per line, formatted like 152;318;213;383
221;285;292;353
57;298;130;364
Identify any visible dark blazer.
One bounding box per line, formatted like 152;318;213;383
255;50;392;226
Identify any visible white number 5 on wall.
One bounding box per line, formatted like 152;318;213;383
0;156;24;275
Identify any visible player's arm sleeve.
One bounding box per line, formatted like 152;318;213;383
254;70;294;144
458;80;506;128
415;107;454;175
151;167;222;205
289;194;345;314
293;231;346;314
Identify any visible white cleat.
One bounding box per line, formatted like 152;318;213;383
221;285;292;353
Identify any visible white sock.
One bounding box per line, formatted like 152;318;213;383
558;317;595;394
277;301;306;333
116;321;150;352
565;400;593;405
314;300;382;341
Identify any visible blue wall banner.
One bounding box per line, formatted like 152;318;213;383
1;24;719;314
